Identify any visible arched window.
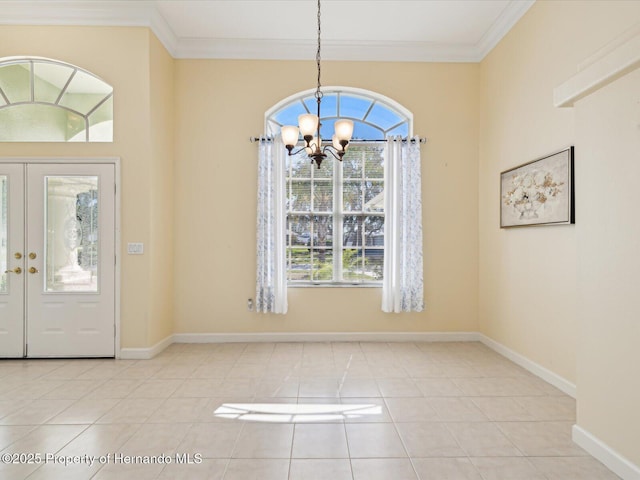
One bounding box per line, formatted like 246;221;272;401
266;87;411;140
265;87;412;285
0;57;113;142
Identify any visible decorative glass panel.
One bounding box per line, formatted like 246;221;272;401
58;70;112;115
0;104;78;142
33;62;74;103
45;176;99;292
0;63;31;103
87;96;113;142
0;176;7;293
304;95;337;118
0;57;113;142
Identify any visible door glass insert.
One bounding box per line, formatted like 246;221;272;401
45;176;99;292
0;176;7;293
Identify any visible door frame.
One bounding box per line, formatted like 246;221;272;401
0;157;121;358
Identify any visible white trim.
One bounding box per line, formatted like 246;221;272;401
554;24;640;107
0;1;532;62
173;332;480;344
477;333;576;398
119;334;173;360
572;425;640;480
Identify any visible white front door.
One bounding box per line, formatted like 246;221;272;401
0;162;115;358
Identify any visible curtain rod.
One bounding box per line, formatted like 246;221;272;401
250;136;426;144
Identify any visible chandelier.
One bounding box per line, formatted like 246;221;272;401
280;0;354;168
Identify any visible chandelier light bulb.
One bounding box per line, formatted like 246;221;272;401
298;114;319;137
334;119;354;142
281;125;299;147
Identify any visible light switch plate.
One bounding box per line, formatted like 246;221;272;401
127;242;144;255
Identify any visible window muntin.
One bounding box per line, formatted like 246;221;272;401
0;57;113;142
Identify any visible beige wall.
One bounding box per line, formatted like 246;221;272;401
173;60;479;334
0;25;172;349
479;0;640;470
574;67;640;467
478;1;640;383
148;32;176;345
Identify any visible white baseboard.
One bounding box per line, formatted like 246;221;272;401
477;333;576;398
119;335;173;360
173;331;480;344
573;425;640;480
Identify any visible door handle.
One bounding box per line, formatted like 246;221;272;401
14;252;23;260
29;267;39;274
4;267;22;274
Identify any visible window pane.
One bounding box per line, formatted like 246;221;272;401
313;215;332;248
366;102;403;130
87;96;113;142
0;104;83;142
0;176;7;293
364;216;385;246
58;70;113;115
343;215;363;247
364;147;385;179
364;181;384;212
34;62;75;103
288;152;312;179
273;100;308;127
343;181;362;211
314;155;333;179
386;123;409;137
288;215;311;246
0;63;31;103
313;180;332;212
361;250;384;281
342;248;363;281
304;94;337;119
45;176;99;293
340;95;373;120
343;151;363;178
288;181;311;212
352;122;384;140
288;247;310;281
312;249;333;281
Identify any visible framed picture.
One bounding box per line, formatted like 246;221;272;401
500;147;574;228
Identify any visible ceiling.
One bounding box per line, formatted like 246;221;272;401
0;0;535;62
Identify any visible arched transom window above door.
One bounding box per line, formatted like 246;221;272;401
0;57;113;142
266;87;411;140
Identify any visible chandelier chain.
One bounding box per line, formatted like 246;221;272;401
315;0;323;101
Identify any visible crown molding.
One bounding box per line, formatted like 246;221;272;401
173;38;481;63
476;0;536;60
0;0;535;63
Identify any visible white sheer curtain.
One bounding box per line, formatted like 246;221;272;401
255;137;288;314
382;136;425;313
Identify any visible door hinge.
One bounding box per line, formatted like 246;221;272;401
114;184;117;194
25;343;28;357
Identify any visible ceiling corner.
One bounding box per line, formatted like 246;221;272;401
475;0;536;61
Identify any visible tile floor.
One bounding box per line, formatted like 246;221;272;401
0;341;620;479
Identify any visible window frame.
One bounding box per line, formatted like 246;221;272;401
268;87;413;288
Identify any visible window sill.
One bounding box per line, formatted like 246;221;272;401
288;283;382;288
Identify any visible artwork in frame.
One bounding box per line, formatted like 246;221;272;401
500;147;575;228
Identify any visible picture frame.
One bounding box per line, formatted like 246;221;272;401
500;147;574;228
